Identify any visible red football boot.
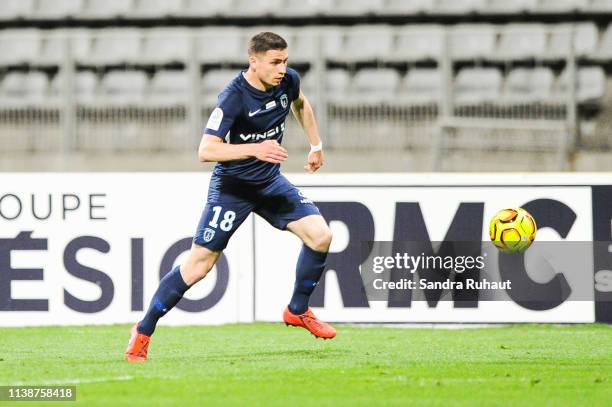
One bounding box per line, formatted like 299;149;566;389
125;323;150;362
283;307;336;339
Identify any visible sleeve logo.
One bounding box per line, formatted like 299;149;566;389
206;108;223;131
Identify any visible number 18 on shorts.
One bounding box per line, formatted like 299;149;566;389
193;201;252;251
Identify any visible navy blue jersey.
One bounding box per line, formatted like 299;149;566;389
203;67;301;183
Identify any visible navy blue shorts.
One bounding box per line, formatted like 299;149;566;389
193;174;320;251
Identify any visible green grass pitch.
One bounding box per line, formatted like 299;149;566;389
0;323;610;406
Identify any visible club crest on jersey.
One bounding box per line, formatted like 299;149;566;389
203;228;216;242
280;94;288;109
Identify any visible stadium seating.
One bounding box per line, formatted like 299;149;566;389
100;71;148;105
321;69;352;103
197;28;245;64
345;68;401;105
0;72;49;107
299;70;316;95
9;65;599;109
556;66;606;103
495;24;547;60
578;67;606;102
2;0;612;19
0;0;610;167
37;31;66;66
0;0;35;20
545;23;598;59
334;25;394;63
224;0;283;17
535;0;589;13
129;0;183;18
587;0;612;11
273;0;333;17
202;69;240;105
177;0;234;17
327;0;385;15
33;0;83;19
481;0;537;14
0;25;606;108
502;68;555;103
389;25;443;62
0;29;41;66
433;0;487;14
148;70;191;106
79;0;133;19
289;27;343;63
50;71;99;104
85;29;142;65
383;0;435;14
300;68;351;102
1;23;611;68
450;24;496;61
400;69;442;104
595;23;612;60
37;30;92;66
141;28;191;65
454;68;503;105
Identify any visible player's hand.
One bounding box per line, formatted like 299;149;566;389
304;150;324;173
254;140;288;164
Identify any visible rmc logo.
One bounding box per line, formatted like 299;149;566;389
311;199;579;312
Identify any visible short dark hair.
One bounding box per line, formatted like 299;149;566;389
248;32;287;55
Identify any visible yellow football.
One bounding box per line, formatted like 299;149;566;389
489;207;537;253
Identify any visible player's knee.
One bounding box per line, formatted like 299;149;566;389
310;226;332;252
182;248;219;285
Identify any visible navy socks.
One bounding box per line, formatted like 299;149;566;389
288;245;328;315
138;266;189;336
138;247;326;334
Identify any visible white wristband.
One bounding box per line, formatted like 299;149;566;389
310;142;322;153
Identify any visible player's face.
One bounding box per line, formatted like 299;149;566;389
252;49;288;88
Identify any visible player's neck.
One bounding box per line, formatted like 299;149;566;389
244;69;272;92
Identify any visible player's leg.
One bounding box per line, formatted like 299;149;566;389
126;197;254;361
180;243;222;285
285;214;332;314
125;244;221;362
284;215;336;339
136;244;221;337
255;176;335;338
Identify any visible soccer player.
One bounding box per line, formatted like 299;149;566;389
125;32;335;362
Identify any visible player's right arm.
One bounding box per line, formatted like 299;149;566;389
198;89;288;164
198;135;288;163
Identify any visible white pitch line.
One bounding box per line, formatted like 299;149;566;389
346;323;509;329
1;375;135;386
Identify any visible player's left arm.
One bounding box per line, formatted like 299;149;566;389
291;90;323;173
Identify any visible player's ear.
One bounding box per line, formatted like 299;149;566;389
248;53;258;69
